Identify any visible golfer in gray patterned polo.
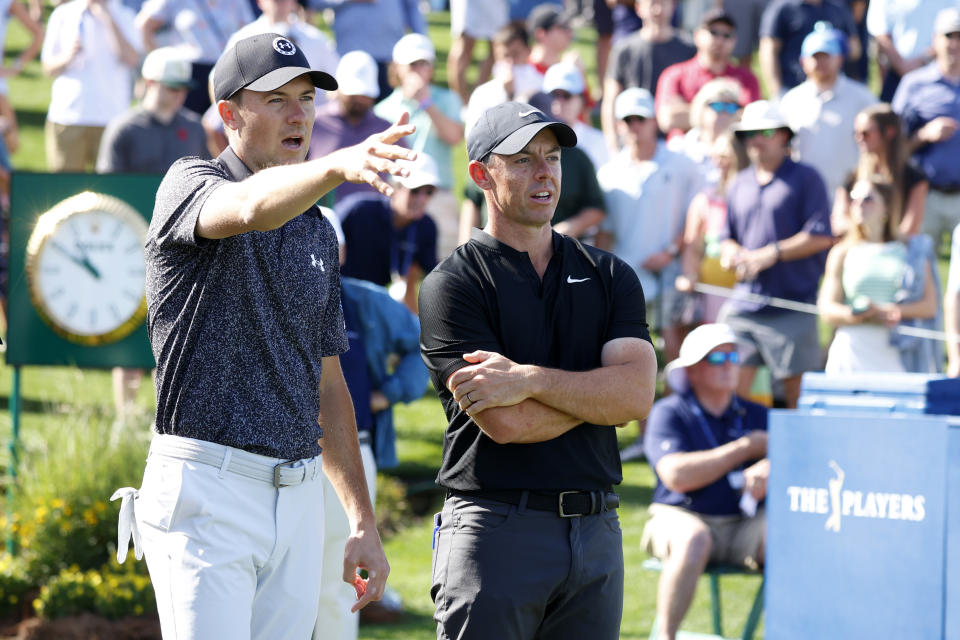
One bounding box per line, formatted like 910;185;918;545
111;32;417;640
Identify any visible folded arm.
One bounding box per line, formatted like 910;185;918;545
448;336;657;443
656;431;767;494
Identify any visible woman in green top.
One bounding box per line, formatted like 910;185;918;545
818;179;938;373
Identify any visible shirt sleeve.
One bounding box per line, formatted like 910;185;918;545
418;268;503;390
40;5;64;65
438;88;464;122
578;155;606;212
95;120;123;173
605;255;652;344
643;400;692;470
891;74;923;135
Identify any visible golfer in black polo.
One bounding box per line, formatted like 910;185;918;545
419;102;658;639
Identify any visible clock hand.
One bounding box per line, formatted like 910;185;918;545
49;240;101;279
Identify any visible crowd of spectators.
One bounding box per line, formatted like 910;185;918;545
10;0;960;636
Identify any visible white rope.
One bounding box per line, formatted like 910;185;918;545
692;282;958;343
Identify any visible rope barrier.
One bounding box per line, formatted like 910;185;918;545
691;282;958;343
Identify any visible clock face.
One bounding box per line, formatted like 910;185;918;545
25;192;149;346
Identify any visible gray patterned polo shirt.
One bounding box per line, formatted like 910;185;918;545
145;147;348;460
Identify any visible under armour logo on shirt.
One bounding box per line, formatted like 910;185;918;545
311;254;324;271
274;37;297;55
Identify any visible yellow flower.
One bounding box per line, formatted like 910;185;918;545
50;499;65;510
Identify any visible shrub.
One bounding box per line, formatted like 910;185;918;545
0;552;34;620
34;563;156;621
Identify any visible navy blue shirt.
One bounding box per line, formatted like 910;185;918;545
644;392;768;516
760;0;858;92
721;158;831;311
338;193;438;287
340;287;374;433
892;63;960;190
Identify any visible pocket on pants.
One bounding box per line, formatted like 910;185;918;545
134;456;185;533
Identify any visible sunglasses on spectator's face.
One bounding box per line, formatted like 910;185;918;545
704;351;740;366
623;115;648;125
410;186;436;197
739;129;778;139
850;191;875;204
708;28;735;40
946;32;960;41
551;90;574;101
708;101;740;114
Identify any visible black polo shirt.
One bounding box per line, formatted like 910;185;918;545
419;228;651;492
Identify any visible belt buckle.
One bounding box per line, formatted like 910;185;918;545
558;491;579;518
273;460;301;488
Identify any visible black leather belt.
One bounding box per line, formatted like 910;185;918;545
448;489;620;518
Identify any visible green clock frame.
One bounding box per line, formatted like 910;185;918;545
7;172;160;369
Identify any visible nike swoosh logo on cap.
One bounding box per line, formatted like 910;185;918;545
518;109;539;117
567;276;590;283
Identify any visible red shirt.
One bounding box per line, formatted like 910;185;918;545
654;56;761;111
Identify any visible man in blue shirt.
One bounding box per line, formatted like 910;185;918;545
643;323;769;640
893;7;960;245
719;100;833;408
338;153;440;313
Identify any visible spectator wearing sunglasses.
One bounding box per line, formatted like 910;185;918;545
338;153;440;314
655;9;759;138
642;322;769;640
669;77;744;184
818;178;939;374
779;22;876;208
718;100;832;409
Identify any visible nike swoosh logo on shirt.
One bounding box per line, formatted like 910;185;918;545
567;276;590;284
518;109;539;117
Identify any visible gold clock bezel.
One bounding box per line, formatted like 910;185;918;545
25;191;149;347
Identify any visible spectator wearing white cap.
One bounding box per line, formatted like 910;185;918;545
447;0;509;103
596;87;701;363
718;100;832;408
338;153;440;313
42;0;143;172
642;322;769;640
779;22;877;207
226;0;340;108
97;47;209;174
544;61;608;169
311;51;399;205
375;33;464;259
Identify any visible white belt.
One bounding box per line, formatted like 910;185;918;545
111;435;322;565
146;435;322;488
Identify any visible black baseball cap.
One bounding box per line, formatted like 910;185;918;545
213;32;338;102
700;8;736;30
527;4;572;34
467;101;577;162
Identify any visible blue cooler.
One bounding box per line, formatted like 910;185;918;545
765;373;960;639
798;371;960;415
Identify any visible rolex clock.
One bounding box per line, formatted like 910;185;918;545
25;191;148;346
